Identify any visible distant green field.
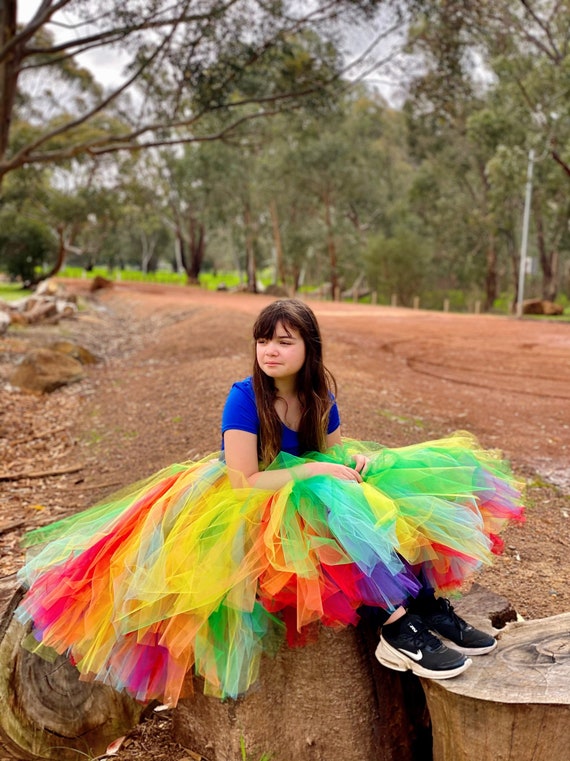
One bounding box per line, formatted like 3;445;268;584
58;267;260;290
0;283;32;301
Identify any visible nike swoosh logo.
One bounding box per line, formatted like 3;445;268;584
399;648;423;661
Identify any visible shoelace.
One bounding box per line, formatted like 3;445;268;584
404;617;444;650
439;600;469;632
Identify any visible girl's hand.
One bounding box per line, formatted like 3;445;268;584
351;454;369;475
302;461;363;482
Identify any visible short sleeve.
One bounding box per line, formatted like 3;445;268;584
328;400;341;433
221;378;259;436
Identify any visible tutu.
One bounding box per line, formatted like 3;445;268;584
17;432;524;705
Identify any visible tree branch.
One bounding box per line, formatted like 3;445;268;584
551;150;570;179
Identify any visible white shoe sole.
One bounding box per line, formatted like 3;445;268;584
436;635;497;656
375;638;472;679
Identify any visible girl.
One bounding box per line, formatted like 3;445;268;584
17;299;524;706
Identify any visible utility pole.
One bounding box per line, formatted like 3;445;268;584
516;149;535;318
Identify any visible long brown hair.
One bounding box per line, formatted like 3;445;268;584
252;299;337;466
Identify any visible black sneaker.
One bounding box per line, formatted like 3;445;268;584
375;613;471;679
421;597;497;655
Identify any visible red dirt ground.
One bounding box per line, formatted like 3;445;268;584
1;280;569;760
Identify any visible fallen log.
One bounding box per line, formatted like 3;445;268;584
171;585;513;761
0;588;427;761
0;588;142;760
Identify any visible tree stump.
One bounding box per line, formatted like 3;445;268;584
173;617;431;761
422;612;570;761
3;582;556;761
0;587;142;760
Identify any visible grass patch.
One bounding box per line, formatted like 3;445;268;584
57;267;276;291
377;408;425;428
0;283;32;301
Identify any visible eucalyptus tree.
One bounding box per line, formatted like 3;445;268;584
154;26;350;289
402;0;570;305
481;7;570;302
261;86;413;297
1;0;398;192
159;137;243;284
107;160;173;272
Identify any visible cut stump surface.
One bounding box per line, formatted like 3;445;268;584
423;612;570;761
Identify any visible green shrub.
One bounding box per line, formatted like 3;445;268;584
0;218;57;284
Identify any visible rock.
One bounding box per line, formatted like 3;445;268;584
90;276;114;291
11;348;84;393
522;299;564;316
0;281;80;329
50;340;100;365
264;284;290;297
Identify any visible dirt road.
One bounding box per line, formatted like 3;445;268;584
2;281;570;623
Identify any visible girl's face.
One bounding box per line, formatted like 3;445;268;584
256;321;306;383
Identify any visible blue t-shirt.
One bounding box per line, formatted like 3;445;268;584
221;376;340;457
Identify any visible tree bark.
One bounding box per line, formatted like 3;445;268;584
483;231;497;312
173;619;430;761
535;208;559;302
3;581;556;761
270;198;286;286
323;190;338;300
0;0;19;184
244;200;257;293
188;216;205;284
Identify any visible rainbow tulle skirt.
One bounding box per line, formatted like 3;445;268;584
17;433;524;705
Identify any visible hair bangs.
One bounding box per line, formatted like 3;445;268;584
253;301;300;340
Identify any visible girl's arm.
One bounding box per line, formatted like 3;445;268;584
224;428;363;490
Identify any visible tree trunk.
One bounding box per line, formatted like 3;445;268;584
0;587;142;760
323;191;338;300
0;0;19;190
140;230;157;274
3;581;558;761
536;208;559;302
29;224;68;286
270;198;286;286
244;201;257;293
187;216;205;284
174;220;188;272
483;231;497;312
423;611;570;761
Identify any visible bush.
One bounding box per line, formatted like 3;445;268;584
0;218;57;284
